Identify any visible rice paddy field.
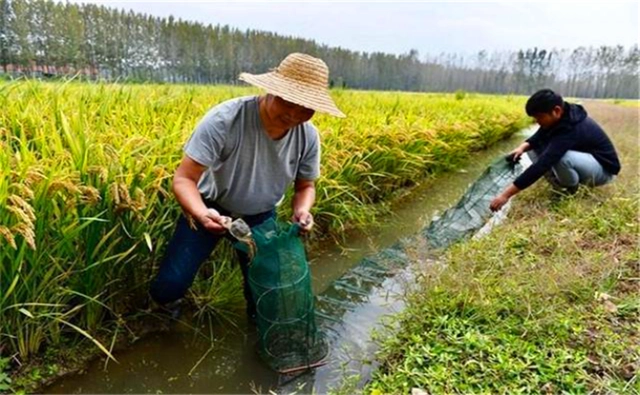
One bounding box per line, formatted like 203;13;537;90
0;80;529;391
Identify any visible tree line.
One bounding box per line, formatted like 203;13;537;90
0;0;638;98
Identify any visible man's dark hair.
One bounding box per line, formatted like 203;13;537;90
525;89;564;116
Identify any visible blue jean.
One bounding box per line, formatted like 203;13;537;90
149;200;275;316
528;150;613;188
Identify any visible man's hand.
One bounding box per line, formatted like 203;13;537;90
292;179;316;234
509;142;531;162
490;183;521;212
292;209;314;233
509;147;526;162
490;193;510;212
196;208;230;234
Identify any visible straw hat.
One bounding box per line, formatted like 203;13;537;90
239;53;346;118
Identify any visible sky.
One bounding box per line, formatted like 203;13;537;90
66;1;639;58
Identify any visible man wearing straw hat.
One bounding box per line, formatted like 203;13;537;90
149;53;345;320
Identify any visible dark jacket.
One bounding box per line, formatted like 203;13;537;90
513;103;621;190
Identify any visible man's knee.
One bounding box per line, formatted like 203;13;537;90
556;151;575;168
551;151;583;186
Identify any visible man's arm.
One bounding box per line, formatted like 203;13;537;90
489;183;521;212
490;131;575;211
492;142;531;211
291;178;316;233
173;156;227;233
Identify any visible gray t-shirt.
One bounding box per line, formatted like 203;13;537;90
184;96;321;215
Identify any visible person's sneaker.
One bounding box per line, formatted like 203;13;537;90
164;299;183;320
549;184;579;198
145;298;183;320
544;171;563;190
565;184;579;195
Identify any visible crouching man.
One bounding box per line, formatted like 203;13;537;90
490;89;621;212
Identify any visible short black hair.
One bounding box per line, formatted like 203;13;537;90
525;89;564;116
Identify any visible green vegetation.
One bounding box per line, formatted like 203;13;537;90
367;103;639;394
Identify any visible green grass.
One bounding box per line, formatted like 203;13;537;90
366;103;639;394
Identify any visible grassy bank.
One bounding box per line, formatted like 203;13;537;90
367;102;639;394
609;99;640;108
0;81;528;392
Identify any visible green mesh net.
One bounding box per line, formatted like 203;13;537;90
424;156;523;248
237;219;327;373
